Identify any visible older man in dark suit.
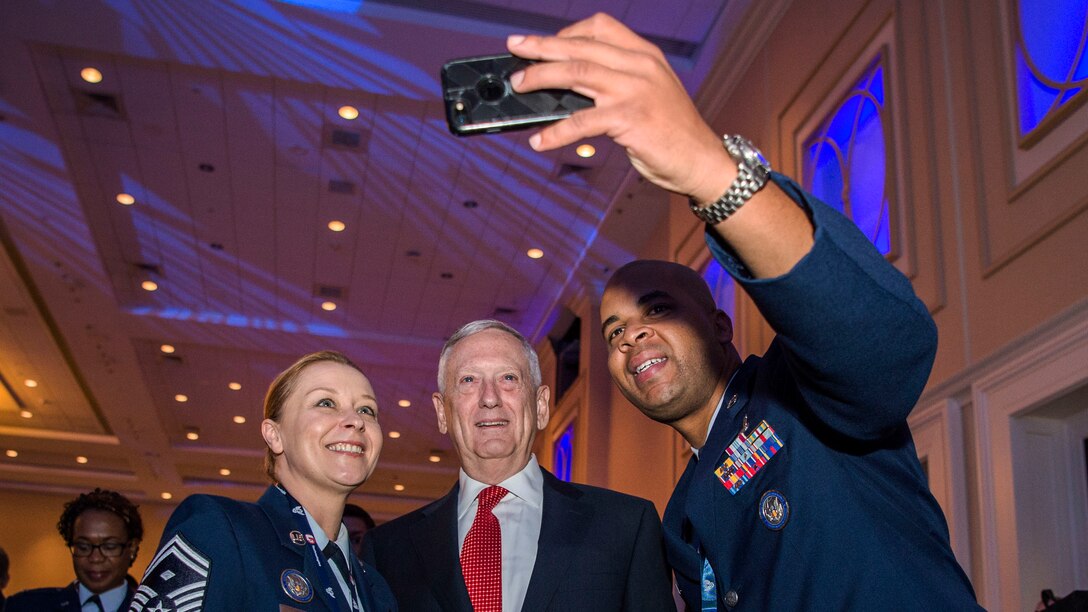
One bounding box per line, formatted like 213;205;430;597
363;319;674;611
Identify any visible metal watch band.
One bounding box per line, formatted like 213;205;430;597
688;135;771;225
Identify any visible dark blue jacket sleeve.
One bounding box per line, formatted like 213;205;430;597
706;172;937;440
130;495;245;611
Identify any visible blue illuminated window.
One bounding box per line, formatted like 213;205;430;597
1014;0;1088;138
702;258;735;321
802;57;891;255
553;422;574;482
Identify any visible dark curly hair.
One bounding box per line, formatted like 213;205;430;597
56;488;144;546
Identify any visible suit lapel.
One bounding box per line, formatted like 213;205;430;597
520;468;593;612
408;484;473;611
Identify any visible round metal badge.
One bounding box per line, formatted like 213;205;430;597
281;568;314;603
759;490;789;530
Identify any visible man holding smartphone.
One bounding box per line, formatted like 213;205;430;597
505;13;982;611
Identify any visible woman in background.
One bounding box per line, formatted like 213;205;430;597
131;351;396;611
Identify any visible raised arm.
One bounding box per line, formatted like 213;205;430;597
508;13;813;279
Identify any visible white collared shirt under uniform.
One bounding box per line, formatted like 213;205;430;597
78;582;128;612
304;509;366;612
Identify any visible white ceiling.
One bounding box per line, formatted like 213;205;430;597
0;0;746;520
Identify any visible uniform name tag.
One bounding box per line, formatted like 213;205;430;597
714;420;783;495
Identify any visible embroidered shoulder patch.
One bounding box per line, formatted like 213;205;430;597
130;533;210;611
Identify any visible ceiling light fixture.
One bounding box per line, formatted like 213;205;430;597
81;67;103;83
76;456;89;464
321;301;337;311
393;484;405;492
327;220;346;232
23;379;38;388
576;143;596;158
161;492;173;500
228;382;242;390
116;193;135;205
185;429;199;441
388;431;401;439
141;280;158;292
219;468;231;476
4;450;17;458
160;344;175;354
175;394;188;403
233;415;246;424
526;248;544;259
429;454;441;463
397;399;411;408
338;105;359;120
19;410;32;419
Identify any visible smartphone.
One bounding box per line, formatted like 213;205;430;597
441;54;593;136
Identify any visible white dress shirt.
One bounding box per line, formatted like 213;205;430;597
457;454;544;612
304;509;366;612
77;581;128;612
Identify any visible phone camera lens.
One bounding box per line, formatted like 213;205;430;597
475;75;506;103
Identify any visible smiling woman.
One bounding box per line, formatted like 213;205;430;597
129;351;398;612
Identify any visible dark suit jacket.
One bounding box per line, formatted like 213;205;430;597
363;467;674;611
6;581;135;612
131;485;397;611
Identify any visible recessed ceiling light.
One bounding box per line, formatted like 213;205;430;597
463;200;478;209
23;379;38;388
219;468;231;476
576;143;596;158
81;67;103;84
160;492;173;500
186;431;199;441
393;484;405;492
338;105;359;120
327;220;346;232
19;410;32;419
116;193;135;206
160;344;175;354
141;280;158;292
397;399;411;408
76;456;88;464
233;415;246;424
526;248;544;259
175;394;188;403
4;450;17;458
428;454;441;463
388;431;401;439
321;301;337;311
228;382;242;391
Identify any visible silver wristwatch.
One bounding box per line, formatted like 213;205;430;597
688;135;772;225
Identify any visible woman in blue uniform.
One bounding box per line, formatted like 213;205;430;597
131;351;397;611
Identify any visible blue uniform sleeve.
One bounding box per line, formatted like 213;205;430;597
707;172;938;440
129;495;245;611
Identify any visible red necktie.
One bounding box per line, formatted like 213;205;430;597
461;485;508;612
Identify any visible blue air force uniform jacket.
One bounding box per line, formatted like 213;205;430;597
7;581;136;612
666;173;982;610
131;485;396;611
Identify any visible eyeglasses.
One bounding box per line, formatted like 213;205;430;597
70;541;129;558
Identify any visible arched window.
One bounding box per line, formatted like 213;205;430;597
553;422;574;482
1014;0;1088;139
802;57;891;255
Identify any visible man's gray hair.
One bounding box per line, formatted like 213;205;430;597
436;319;542;393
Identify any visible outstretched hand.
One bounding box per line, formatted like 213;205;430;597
507;13;735;204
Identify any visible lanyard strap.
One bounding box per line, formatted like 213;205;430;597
276;486;361;612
